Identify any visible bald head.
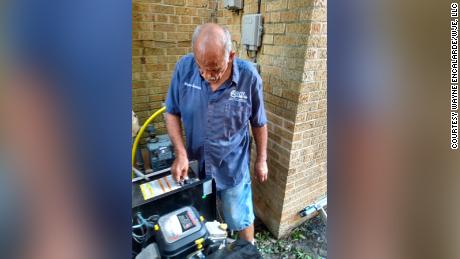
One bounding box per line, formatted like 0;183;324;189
191;23;235;84
192;23;232;62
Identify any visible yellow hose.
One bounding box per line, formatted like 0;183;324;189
132;106;166;177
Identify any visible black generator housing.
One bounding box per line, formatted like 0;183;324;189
132;162;216;258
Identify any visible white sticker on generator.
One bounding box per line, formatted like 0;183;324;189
203;180;212;196
140;175;181;200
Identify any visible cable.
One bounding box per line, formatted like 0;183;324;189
132;212;159;245
246;49;257;60
132;216;147;244
132;223;144;229
232;40;240;54
216;207;223;223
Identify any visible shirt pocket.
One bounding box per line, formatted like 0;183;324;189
223;102;250;139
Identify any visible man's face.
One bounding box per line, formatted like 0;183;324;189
195;51;234;84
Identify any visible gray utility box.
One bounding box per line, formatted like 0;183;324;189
224;0;243;10
242;14;263;51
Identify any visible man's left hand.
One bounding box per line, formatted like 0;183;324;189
254;160;268;183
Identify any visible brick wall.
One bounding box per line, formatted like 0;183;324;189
215;0;327;238
132;0;218;133
260;0;327;238
132;0;327;239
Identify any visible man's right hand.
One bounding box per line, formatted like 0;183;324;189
171;154;189;183
165;113;189;183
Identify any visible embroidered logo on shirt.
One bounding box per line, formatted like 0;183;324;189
229;90;248;103
184;82;201;90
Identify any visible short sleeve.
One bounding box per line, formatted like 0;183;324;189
250;74;267;127
165;61;182;116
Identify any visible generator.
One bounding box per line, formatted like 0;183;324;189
132;161;218;258
132;124;232;259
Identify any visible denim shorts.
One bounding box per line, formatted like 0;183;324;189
217;171;255;231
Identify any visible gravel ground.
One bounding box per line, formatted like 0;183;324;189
254;214;327;259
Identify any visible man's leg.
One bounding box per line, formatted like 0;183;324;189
219;171;255;242
238;223;254;242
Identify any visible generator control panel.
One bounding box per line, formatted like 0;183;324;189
157;206;203;244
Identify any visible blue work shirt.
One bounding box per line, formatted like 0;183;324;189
165;53;267;190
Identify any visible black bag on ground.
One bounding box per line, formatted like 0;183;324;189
206;239;263;259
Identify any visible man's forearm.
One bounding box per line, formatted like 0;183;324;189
252;125;268;162
165;113;187;157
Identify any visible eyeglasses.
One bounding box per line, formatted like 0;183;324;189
195;56;230;81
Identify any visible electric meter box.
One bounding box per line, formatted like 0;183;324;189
224;0;243;10
242;14;263;51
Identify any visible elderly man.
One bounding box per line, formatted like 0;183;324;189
165;23;268;243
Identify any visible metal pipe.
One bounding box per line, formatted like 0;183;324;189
132;167;150;181
132;166;172;183
299;196;327;219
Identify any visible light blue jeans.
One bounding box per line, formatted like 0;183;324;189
218;171;255;231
